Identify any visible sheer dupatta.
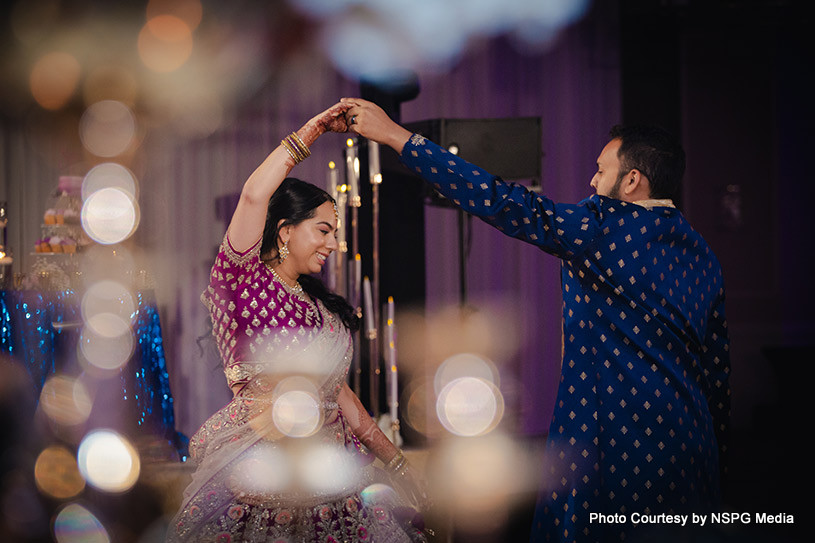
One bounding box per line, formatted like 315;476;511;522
169;316;384;541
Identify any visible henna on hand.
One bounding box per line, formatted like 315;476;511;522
296;122;322;149
340;385;399;462
338;386;432;511
297;104;349;147
296;103;350;149
316;103;351;132
323;108;350;133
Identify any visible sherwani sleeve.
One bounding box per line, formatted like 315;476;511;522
399;134;602;261
701;288;731;483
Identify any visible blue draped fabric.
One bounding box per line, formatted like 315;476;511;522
0;289;78;392
399;135;731;542
0;289;183;456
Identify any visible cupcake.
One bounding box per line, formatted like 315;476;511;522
62;209;79;224
49;236;63;253
35;239;43;253
62;238;77;254
56;210;65;224
44;209;57;225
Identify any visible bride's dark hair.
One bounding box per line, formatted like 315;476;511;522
260;177;359;331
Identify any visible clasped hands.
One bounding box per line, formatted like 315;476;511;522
308;98;405;148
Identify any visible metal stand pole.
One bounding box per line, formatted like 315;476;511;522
458;209;468;306
369;180;380;417
351;252;362;398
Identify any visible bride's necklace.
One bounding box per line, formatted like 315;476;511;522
268;264;304;295
265;262;323;326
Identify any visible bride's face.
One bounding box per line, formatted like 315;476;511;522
281;201;338;276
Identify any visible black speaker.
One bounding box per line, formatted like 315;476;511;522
404;117;542;179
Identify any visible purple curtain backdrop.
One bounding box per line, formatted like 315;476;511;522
406;17;621;435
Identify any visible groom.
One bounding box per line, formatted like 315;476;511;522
341;98;731;542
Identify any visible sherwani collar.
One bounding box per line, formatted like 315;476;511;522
632;198;676;210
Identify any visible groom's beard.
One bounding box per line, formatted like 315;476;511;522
608;173;625;200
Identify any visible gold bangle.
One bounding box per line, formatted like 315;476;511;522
385;451;407;475
385;451;403;469
286;136;308;160
280;138;303;164
289;132;311;158
286;137;306;161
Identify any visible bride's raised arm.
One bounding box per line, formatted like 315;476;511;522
226;102;350;252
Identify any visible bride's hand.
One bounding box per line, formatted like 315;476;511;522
386;452;432;512
396;462;432;512
309;102;351;134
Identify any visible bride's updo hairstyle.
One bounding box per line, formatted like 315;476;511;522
260;178;359;331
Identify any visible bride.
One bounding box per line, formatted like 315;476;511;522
168;103;427;542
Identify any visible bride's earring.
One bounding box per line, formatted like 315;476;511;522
279;241;289;263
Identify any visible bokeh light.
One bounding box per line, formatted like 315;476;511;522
245;376;324;439
79;321;135;371
38;375;93;427
304;0;593;81
34;446;86;499
436;376;504;437
395;301;521;438
434;352;499;394
81;280;136;335
138;15;194;73
84;313;131;339
53;503;110;543
401;378;443;438
433;353;503;436
29;52;81;110
79;100;137;157
81;188;139;245
512;0;593;48
82;162;138;200
429;434;533;532
321;16;418;84
78;275;137;376
228;444;292;497
397;300;521;378
298;444;357;495
378;2;467;64
272;387;322;438
77;430;141;493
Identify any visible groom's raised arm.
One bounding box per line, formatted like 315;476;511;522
343;97;603;261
